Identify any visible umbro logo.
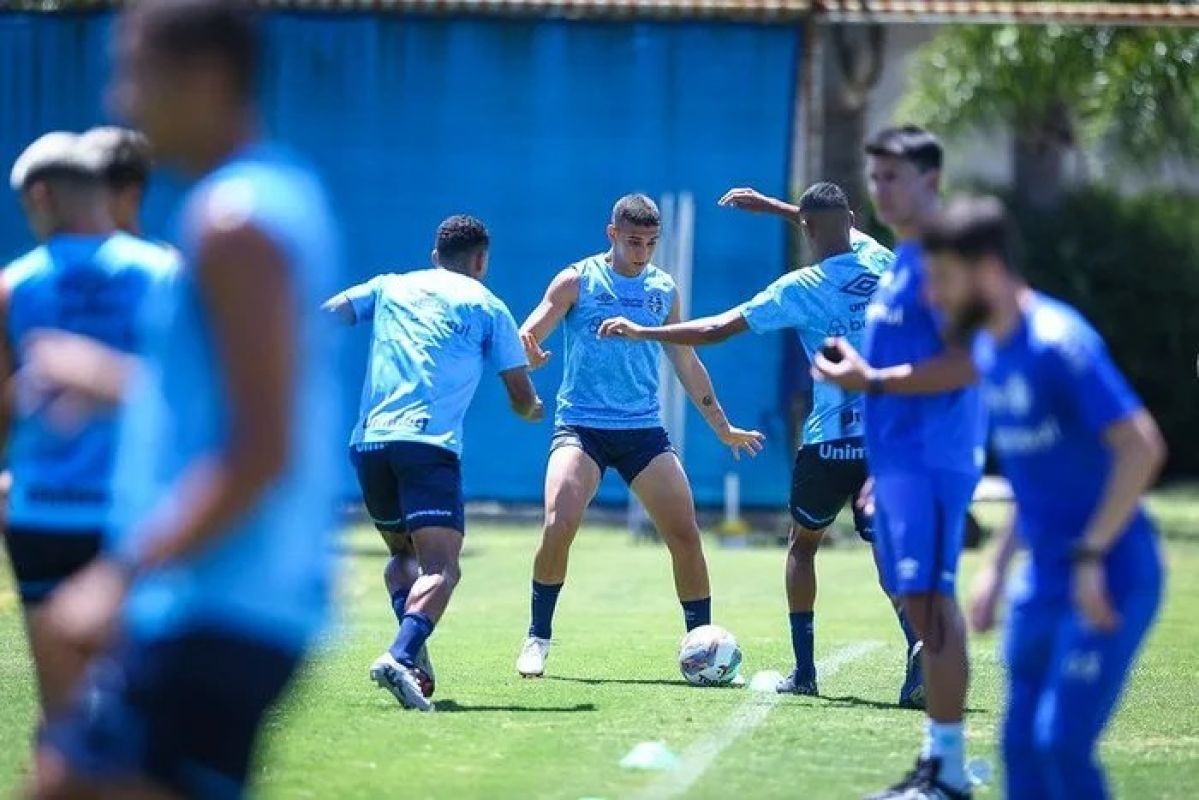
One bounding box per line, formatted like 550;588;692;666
840;273;880;298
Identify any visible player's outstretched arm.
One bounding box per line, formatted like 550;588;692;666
719;187;801;226
500;367;544;422
519;268;579;370
598;309;748;346
661;298;764;460
321;293;357;325
812;337;977;395
322;278;379;326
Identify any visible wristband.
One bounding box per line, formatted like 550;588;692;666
1071;542;1106;564
867;376;885;396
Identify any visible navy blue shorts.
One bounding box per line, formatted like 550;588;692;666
790;438;873;541
43;628;301;799
551;424;674;485
4;526;102;605
350;441;465;534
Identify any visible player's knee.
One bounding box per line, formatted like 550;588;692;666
659;522;702;553
1033;717;1094;770
899;594;936;639
787;526;822;560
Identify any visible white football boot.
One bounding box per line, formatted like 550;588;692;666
369;652;433;712
516;636;552;677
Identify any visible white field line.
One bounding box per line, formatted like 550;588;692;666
627;640;885;800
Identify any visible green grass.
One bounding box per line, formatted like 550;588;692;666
2;506;1198;798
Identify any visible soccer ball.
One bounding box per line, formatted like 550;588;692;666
678;624;742;686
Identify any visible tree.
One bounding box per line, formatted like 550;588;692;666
820;24;887;215
898;25;1199;208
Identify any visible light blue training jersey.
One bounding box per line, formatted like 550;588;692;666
109;143;343;650
556;253;676;429
342;268;527;456
4;233;177;530
738;238;892;445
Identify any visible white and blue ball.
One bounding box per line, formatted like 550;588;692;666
678;624;742;686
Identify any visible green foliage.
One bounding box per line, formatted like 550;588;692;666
1013;188;1199;474
899;25;1199;164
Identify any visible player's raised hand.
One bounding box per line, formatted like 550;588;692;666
718;187;776;214
968;563;1003;633
521;331;552;371
718;425;765;460
812;338;872;392
598;317;646;340
1074;560;1121;632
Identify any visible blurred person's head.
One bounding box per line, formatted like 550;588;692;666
796;181;853;260
10;131;112;241
81;126;153;235
607;194;660;274
922;195;1021;342
433;215;491;280
111;0;258;175
865;125;943;238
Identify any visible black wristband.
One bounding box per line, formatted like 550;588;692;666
1071;542;1106;563
867;376;885;396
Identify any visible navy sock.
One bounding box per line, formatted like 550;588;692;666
895;606;919;651
529;580;563;640
681;597;711;631
390;612;435;666
789;611;815;677
389;588;410;626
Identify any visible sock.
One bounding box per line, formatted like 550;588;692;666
789;611;816;678
681;597;711;631
923;719;967;789
389;612;435;667
895;606;920;651
389;588;410;625
528;580;563;640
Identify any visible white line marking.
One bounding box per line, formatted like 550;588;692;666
627;641;885;800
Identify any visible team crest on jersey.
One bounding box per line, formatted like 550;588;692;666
840;273;879;298
647;292;665;316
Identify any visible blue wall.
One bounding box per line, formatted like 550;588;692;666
0;12;801;508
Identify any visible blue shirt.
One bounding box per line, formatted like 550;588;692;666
851;228;895;275
557;254;675;429
974;292;1161;600
343;268;527;456
862;241;984;476
110;143;343;649
738;244;892;445
4;233;177;530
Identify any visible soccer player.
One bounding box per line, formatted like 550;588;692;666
79;126;154;236
515;194;764;677
812;127;983;799
0;131;176;721
599;182;924;703
32;2;344;797
925;196;1165;800
324;214;543;711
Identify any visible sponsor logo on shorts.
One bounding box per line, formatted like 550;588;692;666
898;558;920;581
1063;650;1102;683
406;509;454;521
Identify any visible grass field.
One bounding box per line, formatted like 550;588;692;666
1;498;1197;799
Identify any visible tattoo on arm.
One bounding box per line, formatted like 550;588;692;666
702;395;714;407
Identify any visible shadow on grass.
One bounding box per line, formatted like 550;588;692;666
544;675;690;688
433;700;596;714
812;694;987;715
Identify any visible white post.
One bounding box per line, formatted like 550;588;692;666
720;471;750;536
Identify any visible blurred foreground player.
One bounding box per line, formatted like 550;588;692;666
1;132;175;721
925;197;1165;800
325;215;542;711
33;1;344;797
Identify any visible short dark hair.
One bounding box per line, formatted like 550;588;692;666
82;127;152;190
435;215;490;265
612;194;660;228
125;0;259;99
798;181;850;213
865;125;943;174
921;195;1019;271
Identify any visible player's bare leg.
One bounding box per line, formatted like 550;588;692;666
630;453;712;630
380;532;434;695
778;524;823;694
518;447;601;676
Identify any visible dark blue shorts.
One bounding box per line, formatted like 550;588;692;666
350;441;465;535
4;526;102;605
551;424;674;485
43;628;301;799
873;470;977;597
790;438;873;541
